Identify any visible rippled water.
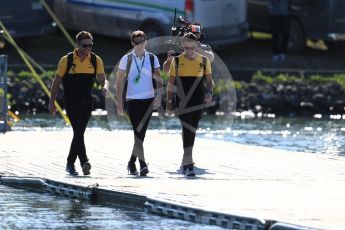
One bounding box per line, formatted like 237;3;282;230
10;113;345;156
206;116;345;156
0;185;223;230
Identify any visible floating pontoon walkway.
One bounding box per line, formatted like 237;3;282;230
1;130;344;230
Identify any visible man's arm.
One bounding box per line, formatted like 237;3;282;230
163;50;175;73
48;75;63;115
163;59;172;73
166;74;176;115
205;73;214;91
204;73;214;103
154;68;163;101
115;69;126;116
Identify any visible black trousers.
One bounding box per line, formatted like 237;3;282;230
126;98;154;161
178;110;202;166
65;102;92;166
270;15;290;55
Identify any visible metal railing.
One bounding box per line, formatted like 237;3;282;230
0;55;8;133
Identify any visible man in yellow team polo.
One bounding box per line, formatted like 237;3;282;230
166;32;214;177
48;31;108;176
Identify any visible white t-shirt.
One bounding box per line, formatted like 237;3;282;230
118;50;160;100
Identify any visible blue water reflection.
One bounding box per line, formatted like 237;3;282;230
0;186;223;229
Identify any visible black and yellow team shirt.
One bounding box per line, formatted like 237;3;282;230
56;49;105;104
169;53;212;78
169;53;212;108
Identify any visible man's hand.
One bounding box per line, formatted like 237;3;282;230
153;96;161;108
167;50;175;61
101;87;107;96
101;79;109;96
117;104;124;116
204;93;212;104
48;101;56;116
166;101;174;116
48;75;62;116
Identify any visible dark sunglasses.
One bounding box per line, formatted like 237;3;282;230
133;39;146;45
81;43;93;48
183;46;196;50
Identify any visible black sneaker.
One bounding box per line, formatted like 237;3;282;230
66;164;78;176
127;161;138;175
185;166;195;177
180;165;187;175
180;164;193;175
140;165;149;176
82;162;91;175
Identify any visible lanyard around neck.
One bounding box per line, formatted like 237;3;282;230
133;54;146;84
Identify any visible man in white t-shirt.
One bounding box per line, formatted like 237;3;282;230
116;30;162;176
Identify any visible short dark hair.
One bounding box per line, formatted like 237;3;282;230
76;31;93;44
182;32;197;43
131;30;146;41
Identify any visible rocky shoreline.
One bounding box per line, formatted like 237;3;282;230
235;81;345;116
234;72;345;116
6;71;345;116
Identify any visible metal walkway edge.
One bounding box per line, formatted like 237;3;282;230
0;175;317;230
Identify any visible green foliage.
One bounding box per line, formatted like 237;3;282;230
9;70;54;82
274;74;301;83
0;87;11;105
41;70;55;80
233;81;243;90
7;70;14;78
252;71;345;89
252;71;301;84
213;78;240;94
18;71;34;80
252;71;273;84
308;74;345;89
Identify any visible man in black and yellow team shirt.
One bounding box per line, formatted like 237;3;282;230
48;31;108;176
166;32;214;177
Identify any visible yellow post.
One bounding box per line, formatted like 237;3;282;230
8;110;20;122
0;21;70;125
39;0;76;47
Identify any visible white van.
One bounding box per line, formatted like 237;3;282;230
54;0;247;46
